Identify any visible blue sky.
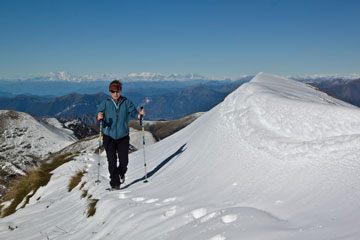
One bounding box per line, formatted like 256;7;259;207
0;0;359;79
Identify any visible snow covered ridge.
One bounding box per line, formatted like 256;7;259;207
1;73;360;239
225;73;360;152
0;111;77;197
0;110;77;163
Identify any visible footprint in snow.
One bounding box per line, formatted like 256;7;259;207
163;197;176;203
118;192;130;199
221;214;238;224
209;234;226;240
132;197;145;202
163;206;177;217
145;198;159;203
200;212;220;223
191;208;207;219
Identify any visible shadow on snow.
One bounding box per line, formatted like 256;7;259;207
121;143;187;189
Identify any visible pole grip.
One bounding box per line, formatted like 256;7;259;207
139;106;144;126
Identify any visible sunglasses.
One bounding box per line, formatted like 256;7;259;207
110;90;120;94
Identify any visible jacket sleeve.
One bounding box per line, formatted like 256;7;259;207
127;99;139;119
96;100;106;122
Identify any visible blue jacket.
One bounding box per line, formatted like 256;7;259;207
96;96;139;140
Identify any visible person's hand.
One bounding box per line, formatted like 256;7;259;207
97;112;104;120
138;108;146;119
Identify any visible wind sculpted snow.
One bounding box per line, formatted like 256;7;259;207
1;72;360;239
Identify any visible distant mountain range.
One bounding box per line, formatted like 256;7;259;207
2;71;359;96
0;79;248;121
0;92;107;124
0;72;252;97
1;72;222;83
0;76;359;123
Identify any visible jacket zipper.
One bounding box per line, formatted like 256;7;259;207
111;97;125;139
116;108;119;139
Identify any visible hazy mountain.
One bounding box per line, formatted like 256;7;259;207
0;80;247;121
139;85;229;120
4;75;360;123
307;78;360;107
0;91;14;98
0;92;108;124
290;74;360;82
3;76;360;122
0;72;249;97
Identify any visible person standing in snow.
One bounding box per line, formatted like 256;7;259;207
96;80;145;190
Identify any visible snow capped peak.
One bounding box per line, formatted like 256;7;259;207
22;71;218;83
290;73;360;81
123;72;214;82
48;71;73;81
6;72;216;83
45;72;118;82
125;72;164;81
127;72;159;78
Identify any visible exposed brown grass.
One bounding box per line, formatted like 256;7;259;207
87;198;99;217
0;204;3;216
1;153;75;217
79;182;86;190
129;113;201;141
81;189;88;199
6;110;20;120
68;170;87;192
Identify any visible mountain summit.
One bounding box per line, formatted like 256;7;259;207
1;73;360;239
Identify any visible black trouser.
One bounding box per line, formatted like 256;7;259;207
103;134;129;187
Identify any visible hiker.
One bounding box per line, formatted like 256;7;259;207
96;80;145;190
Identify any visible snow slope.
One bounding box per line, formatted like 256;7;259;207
1;72;360;240
0;112;76;157
0;111;77;175
129;127;157;150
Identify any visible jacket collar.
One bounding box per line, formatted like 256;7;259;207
107;96;126;109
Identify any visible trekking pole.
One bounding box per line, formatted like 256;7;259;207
140;107;148;183
95;120;103;184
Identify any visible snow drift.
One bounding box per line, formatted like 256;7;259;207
1;72;360;240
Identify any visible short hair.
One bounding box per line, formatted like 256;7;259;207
109;80;122;91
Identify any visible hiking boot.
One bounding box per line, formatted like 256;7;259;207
111;185;120;191
120;174;125;184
